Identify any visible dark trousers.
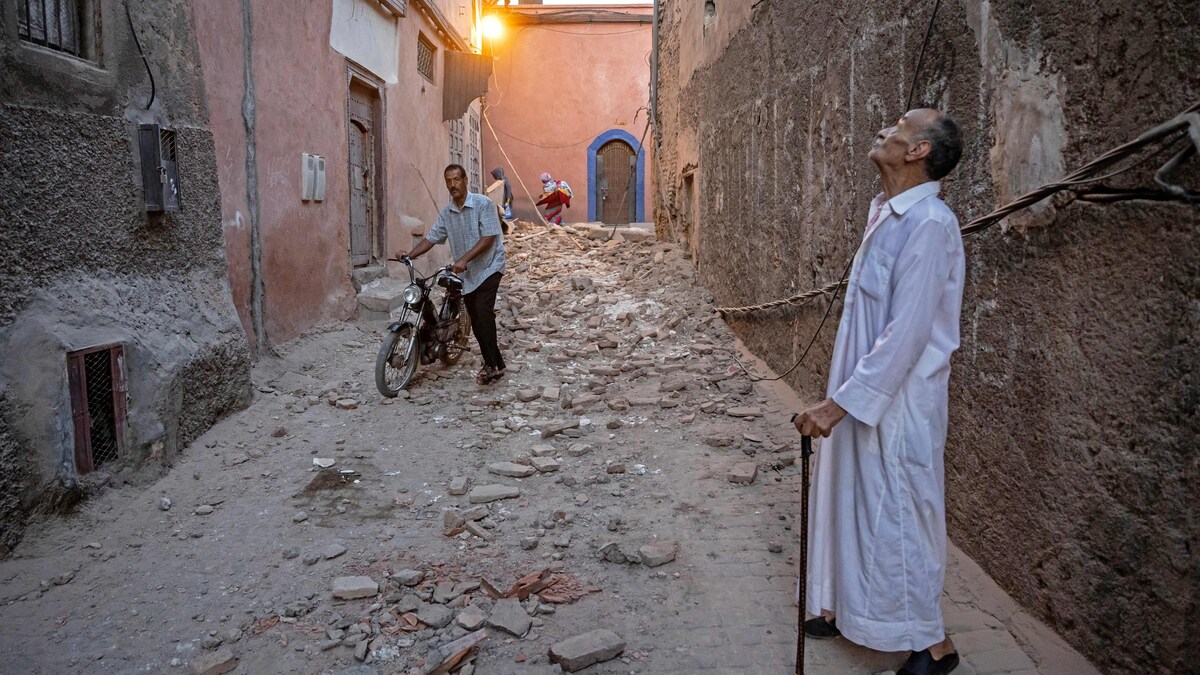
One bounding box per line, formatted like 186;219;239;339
464;272;505;370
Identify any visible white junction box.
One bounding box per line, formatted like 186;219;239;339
301;153;326;202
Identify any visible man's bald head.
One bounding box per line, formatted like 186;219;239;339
912;109;962;180
869;109;963;182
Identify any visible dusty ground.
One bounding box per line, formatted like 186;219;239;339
0;226;1096;675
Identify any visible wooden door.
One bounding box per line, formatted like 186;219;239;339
597;140;635;224
348;84;376;267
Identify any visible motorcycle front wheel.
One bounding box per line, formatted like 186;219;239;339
440;299;472;366
375;323;419;397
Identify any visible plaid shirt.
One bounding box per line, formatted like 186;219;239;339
426;193;506;294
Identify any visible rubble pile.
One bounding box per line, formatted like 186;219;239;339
179;224;801;673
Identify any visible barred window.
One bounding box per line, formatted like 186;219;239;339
417;33;435;83
467;110;481;194
18;0;98;60
449;117;465;167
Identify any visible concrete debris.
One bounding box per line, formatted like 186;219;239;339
332;576;378;600
1;228;839;673
416;602;454;628
725;406;762;417
189;647;237;675
486;597;532;637
530;456;560;472
455;606;487;631
486;462;536;478
395;569;425;586
638;541;677;567
422;629;489;675
467;485;520;503
540;419;580;439
548;629;625;672
728;463;758;485
448;476;469;495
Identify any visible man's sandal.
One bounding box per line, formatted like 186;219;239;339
803;617;841;639
475;367;494;386
486;367;506;384
898;649;959;675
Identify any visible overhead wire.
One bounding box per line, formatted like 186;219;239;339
718;101;1200;315
124;0;156;109
482;110;552;227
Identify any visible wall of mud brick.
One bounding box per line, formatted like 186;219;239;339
0;0;251;556
654;0;1199;670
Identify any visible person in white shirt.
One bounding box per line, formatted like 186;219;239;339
793;108;965;675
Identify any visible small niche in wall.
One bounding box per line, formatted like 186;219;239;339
704;0;717;26
67;344;127;474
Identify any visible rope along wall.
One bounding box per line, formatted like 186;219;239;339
716;100;1200;316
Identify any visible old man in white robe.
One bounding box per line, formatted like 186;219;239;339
794;108;965;675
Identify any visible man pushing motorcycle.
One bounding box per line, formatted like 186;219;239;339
398;164;507;386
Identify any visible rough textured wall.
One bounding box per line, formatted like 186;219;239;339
655;0;1200;671
0;0;251;556
481;10;654;224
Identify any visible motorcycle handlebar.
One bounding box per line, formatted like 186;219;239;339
386;257;457;285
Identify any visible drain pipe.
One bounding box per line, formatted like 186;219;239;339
241;0;268;353
651;0;659;124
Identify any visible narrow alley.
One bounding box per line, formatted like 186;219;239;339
2;0;1196;674
0;226;1094;675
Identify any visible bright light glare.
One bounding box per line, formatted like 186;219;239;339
481;15;503;40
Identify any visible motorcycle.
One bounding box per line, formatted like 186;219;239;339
374;257;471;396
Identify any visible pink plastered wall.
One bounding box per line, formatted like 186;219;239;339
481;7;654;224
195;0;460;346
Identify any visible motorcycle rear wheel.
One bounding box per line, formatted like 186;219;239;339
440;300;471;366
376;323;419;397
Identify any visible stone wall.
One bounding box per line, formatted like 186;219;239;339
654;0;1199;670
0;0;251;556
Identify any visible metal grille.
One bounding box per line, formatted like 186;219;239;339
449;117;465;168
417;34;435;83
18;0;83;56
83;350;119;468
468;109;481;194
160;128;176;162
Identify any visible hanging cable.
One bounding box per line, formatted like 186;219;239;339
905;0;942;110
719;101;1200;315
482;110;552;227
124;0;156;109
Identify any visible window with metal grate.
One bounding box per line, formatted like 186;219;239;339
67;345;127;474
468;110;481;194
17;0;99;61
417;33;436;83
449;116;465;168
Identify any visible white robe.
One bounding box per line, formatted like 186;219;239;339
806;180;965;652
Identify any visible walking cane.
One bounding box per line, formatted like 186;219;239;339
792;419;815;674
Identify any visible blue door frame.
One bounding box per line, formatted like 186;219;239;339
587;129;645;222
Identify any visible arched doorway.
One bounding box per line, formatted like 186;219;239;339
597;139;636;224
587;129;645;224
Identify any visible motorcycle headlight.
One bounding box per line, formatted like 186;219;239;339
402;284;422;305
